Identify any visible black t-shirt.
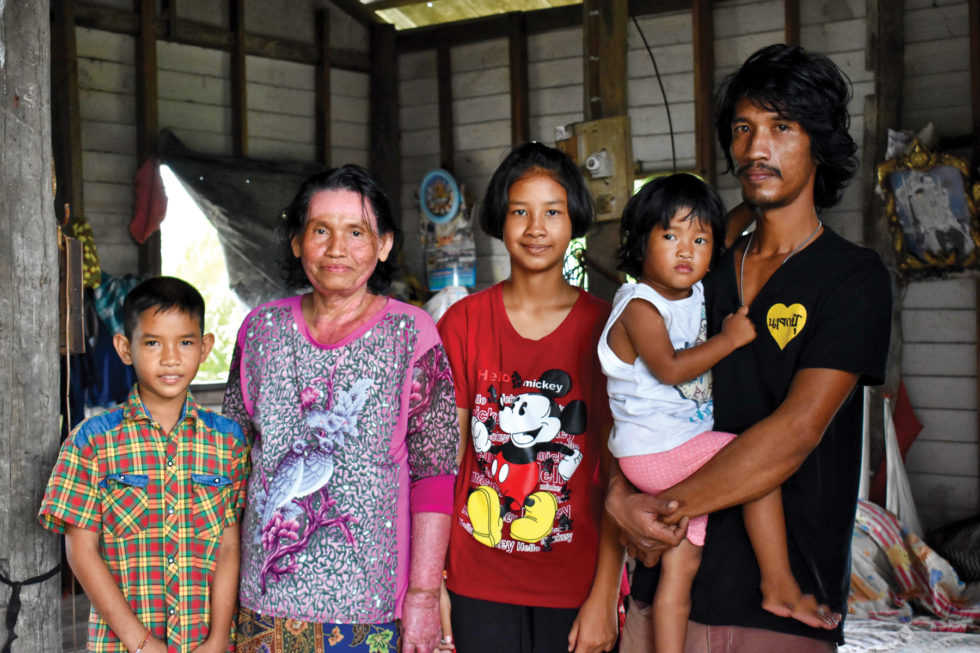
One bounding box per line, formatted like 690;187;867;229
631;228;892;644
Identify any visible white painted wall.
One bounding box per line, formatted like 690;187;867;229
900;0;977;530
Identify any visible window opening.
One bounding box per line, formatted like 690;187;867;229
160;165;249;384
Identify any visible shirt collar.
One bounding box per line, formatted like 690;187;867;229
123;384;200;425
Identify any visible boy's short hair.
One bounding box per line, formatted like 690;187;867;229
123;276;206;339
616;173;727;279
481;142;595;240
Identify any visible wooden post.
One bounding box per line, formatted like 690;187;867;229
437;45;455;172
0;1;63;650
862;0;904;477
582;0;627;120
51;0;85;227
315;8;332;167
784;0;800;46
231;0;248;158
369;23;401;226
135;0;161;275
508;12;529;145
581;0;627;303
970;0;979;171
692;0;715;183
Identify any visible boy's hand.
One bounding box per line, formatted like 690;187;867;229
141;637;168;653
189;636;225;653
720;305;756;349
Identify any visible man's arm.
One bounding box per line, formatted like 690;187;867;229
605;368;858;563
193;523;240;652
657;368;858;521
604;459;688;566
66;525;166;653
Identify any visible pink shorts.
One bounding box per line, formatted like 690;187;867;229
619;431;736;546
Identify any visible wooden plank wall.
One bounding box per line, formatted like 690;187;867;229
900;0;977;530
77;27;138;274
73;0;370;276
627;11;696;175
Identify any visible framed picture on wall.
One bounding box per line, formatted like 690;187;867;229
877;139;980;273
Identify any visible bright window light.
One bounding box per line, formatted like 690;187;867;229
160;165;249;384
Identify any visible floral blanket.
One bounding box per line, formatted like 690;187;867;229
847;500;980;633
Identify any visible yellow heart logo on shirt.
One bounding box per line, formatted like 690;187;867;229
766;303;807;350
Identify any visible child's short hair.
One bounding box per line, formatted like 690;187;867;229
123;276;206;339
481;142;595;240
616;173;726;279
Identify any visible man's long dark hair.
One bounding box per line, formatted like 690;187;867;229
716;44;858;211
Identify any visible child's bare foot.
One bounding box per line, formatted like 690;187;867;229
790;594;841;630
760;580;840;629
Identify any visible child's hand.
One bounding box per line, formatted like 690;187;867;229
720;305;756;348
189;635;227;653
141;637;168;653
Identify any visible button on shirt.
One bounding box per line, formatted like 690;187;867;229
39;386;249;653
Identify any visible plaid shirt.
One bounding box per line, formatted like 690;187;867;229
39;386;249;653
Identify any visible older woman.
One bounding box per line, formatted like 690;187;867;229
223;165;459;653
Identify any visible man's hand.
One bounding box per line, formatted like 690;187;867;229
605;471;688;566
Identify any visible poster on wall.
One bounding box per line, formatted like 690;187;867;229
419;169;476;290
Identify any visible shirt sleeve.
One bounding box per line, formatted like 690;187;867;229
38;431;101;534
405;339;460;514
798;250;892;386
223;439;251;527
437;304;471;410
222;323;258;446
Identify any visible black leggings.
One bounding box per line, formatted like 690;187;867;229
448;590;579;653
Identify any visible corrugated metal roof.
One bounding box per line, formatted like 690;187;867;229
360;0;581;30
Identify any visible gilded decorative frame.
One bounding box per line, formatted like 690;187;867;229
877;140;980;272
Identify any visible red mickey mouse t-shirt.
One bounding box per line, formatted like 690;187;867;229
438;283;611;608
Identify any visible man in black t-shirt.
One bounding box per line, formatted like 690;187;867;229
606;44;892;651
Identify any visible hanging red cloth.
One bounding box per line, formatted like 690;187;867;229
130;157;168;243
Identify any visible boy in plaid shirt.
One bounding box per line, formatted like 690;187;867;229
40;277;249;653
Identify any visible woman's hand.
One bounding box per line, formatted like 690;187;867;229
566;590;618;653
605;471;688;566
402;587;443;653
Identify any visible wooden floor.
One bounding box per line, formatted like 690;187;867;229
62;593;90;653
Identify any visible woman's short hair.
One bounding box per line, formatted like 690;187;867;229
276;165;402;294
715;43;858;211
480;142;595;240
616;173;726;279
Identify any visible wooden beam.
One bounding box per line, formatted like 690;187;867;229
436;45;455;172
328;0;384;27
74;2;371;72
396;0;691;52
135;0;160;275
784;0;800;46
0;2;63;648
230;0;248;158
692;0;714;183
51;0;84;227
316;8;332;167
369;24;401;226
508;12;530;145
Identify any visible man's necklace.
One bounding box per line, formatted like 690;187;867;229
738;220;822;306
